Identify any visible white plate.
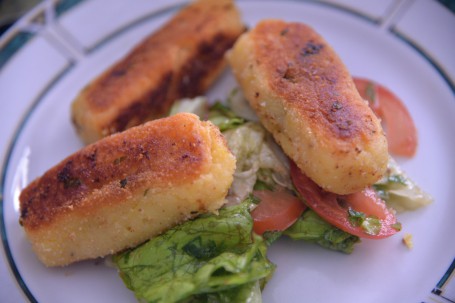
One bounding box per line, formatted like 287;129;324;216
1;1;455;302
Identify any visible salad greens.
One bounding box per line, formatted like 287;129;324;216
181;281;263;303
347;209;382;236
222;122;293;204
284;210;360;254
168;96;208;118
208;102;245;131
373;158;433;212
113;199;274;303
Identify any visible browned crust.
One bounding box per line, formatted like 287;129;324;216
71;0;244;144
227;19;388;194
20;113;214;230
250;21;379;143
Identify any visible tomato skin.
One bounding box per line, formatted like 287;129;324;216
290;161;399;239
251;190;306;235
353;77;418;157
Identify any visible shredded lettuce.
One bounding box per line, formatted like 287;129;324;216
223;123;293;204
373;158;433;212
284;210;360;254
223;123;265;204
226;88;259;122
113;200;275;303
169;96;209;118
347;209;382;236
208;102;246;131
257;137;293;190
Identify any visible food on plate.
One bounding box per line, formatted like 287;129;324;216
250;189;306;235
117;85;431;301
353;77;418;157
226;19;433;242
111;95;362;302
19;113;236;267
403;233;413;249
227;19;388;195
372;157;432;212
290;161;401;239
17;7;433;300
170;87;432;246
71;0;244;144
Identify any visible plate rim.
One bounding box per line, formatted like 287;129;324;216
1;0;454;302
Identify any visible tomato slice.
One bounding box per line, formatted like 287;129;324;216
290;161;399;239
353;77;418;157
251;190;306;235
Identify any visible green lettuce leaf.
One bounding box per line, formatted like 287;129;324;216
208;102;245;131
223;122;293;204
112;200;275;303
223;123;266;204
182;281;262;303
225;88;259;122
283;210;360;254
373;157;433;212
169;96;209;118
